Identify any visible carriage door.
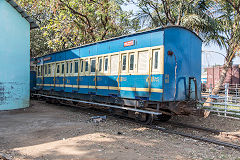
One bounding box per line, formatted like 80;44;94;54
135;50;150;99
64;61;73;92
41;64;44;89
89;58;97;95
54;63;61;91
51;63;56;90
109;54;120;96
37;65;43;89
120;52;132;98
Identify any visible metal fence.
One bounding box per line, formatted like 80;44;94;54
201;84;240;119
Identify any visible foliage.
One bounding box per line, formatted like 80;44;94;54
208;0;240;95
130;0;240;96
128;0;218;41
16;0;134;57
222;0;240;15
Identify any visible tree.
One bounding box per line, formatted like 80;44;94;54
224;0;240;15
131;0;240;96
128;0;218;39
16;0;134;57
208;1;240;95
15;0;54;57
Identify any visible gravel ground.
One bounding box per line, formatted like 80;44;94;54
0;100;240;160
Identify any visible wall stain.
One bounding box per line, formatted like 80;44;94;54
0;82;27;107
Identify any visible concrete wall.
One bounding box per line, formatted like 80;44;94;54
0;0;30;110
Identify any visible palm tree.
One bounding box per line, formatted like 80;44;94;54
223;0;240;15
132;0;240;96
207;1;240;95
129;0;218;39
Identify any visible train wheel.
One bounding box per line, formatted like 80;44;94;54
135;113;154;125
144;114;154;124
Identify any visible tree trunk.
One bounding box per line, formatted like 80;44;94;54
212;63;229;95
204;49;235;107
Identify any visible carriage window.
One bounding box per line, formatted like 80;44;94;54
44;64;48;75
91;59;96;73
98;58;103;72
48;64;51;75
70;62;73;73
41;66;43;76
57;64;60;74
66;62;69;73
104;57;108;72
129;54;134;71
80;60;84;72
37;66;40;76
74;61;79;73
122;54;127;71
111;55;119;74
153;50;159;69
85;60;89;72
61;63;65;74
138;51;149;73
51;64;55;76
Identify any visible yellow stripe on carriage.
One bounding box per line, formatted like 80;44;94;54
36;84;163;93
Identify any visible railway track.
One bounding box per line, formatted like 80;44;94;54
116;116;240;151
32;94;240;151
146;124;240;150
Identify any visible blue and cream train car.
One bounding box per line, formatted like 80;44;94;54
34;26;205;122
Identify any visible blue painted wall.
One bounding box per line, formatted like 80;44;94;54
163;27;202;101
36;29;165;101
38;30;164;62
0;0;30;110
36;26;202;103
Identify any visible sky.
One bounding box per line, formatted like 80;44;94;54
122;3;240;68
202;44;240;67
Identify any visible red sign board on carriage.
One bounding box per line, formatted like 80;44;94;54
124;40;135;47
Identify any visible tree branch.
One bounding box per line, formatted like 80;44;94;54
161;0;175;25
225;0;240;15
59;0;96;41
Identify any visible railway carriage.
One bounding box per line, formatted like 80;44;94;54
32;26;206;123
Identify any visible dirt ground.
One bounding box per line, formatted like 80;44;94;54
0;100;240;160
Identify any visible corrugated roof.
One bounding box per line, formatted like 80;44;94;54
5;0;38;29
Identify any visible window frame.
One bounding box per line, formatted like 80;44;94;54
152;49;160;72
90;58;96;74
110;54;120;74
37;65;41;77
121;53;127;72
137;50;149;74
51;63;56;77
80;59;84;74
48;64;51;76
44;64;48;76
66;61;69;74
61;62;65;76
104;56;109;73
56;63;60;75
74;60;79;75
85;59;89;74
98;57;103;72
41;65;43;77
129;53;135;72
69;61;73;75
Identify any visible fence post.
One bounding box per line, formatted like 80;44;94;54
224;83;229;117
209;84;218;115
236;84;237;98
209;84;212;95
